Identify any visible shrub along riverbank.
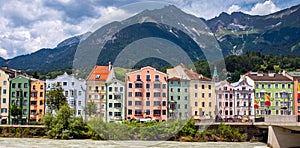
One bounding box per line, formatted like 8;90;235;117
0;105;266;142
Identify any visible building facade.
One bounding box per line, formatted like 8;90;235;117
231;78;254;118
168;77;190;120
86;64;113;121
0;69;10;124
10;76;31;124
215;80;235;120
126;66;168;122
287;71;300;119
245;72;293;116
106;78;125;122
30;80;45;122
46;72;86;120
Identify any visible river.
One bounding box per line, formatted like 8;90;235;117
0;138;268;148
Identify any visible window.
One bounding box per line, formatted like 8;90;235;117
255;84;259;88
128;109;132;115
65;91;68;97
94;95;98;99
177;96;180;100
208;93;212;98
146;101;150;106
114;87;118;92
195;101;198;107
184;104;187;109
101;86;105;90
109;95;112;99
136;75;141;80
162;84;166;89
120;87;123;92
154;84;160;88
195;93;198;98
146;84;150;88
146;75;150;80
114;103;121;108
202;93;205;98
162;92;166;97
155;75;159;80
209;102;212;107
128;83;132;88
128;101;132;106
109;87;112;92
208;85;211;90
146;110;150;115
1;108;7;113
262;84;264;89
63;82;67;86
218;94;222;99
12;83;16;88
88;95;91;99
282;84;285;89
202;85;205;89
170;88;173;92
195;111;198;116
23;109;27;115
135;83;142;88
194;84;198;89
135;101;142;106
202;102;205;107
275;84;278;88
185;96;188;100
288;84;291;89
78;101;82;106
268;83;271;88
185;88;188;93
96;74;100;79
162;101;166;106
177;88;180;92
24;83;28;88
135;109;142;115
154;92;160;97
3;81;7;85
109;103;113;108
153;110;161;116
3;89;6;94
39;92;43;97
18;83;22;88
128;92;132;97
154;101;161;106
135;92;142;97
78;91;82;96
162;110;166;115
178;104;180;109
88;86;92;90
146;92;150;97
2;98;6;103
24;92;28;98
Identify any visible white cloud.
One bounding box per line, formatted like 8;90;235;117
228;5;241;14
0;48;8;59
246;0;280;15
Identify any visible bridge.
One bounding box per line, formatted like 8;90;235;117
196;115;300;148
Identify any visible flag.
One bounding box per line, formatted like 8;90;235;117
254;99;259;105
265;94;271;101
298;84;300;91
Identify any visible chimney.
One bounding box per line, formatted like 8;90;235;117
108;62;112;70
17;69;22;73
282;70;286;76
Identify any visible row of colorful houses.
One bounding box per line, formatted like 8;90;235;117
0;63;300;124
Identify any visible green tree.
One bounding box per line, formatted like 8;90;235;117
9;102;22;119
84;100;97;118
46;87;67;111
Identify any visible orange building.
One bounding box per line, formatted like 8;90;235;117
126;66;168;122
30;80;45;122
287;71;300;120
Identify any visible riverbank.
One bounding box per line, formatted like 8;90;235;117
0;137;268;148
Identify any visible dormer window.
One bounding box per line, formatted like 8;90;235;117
96;74;100;79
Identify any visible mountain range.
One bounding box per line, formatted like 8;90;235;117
0;4;300;72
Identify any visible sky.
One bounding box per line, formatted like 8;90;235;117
0;0;299;59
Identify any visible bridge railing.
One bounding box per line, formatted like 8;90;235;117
264;115;297;123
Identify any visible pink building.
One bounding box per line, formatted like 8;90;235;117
215;80;235;120
126;66;168;122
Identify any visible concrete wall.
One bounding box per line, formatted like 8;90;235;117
265;115;297;123
268;126;300;148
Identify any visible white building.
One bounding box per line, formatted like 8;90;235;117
46;72;86;120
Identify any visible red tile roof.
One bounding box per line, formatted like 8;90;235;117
86;66;110;81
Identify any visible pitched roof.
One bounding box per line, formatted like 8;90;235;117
86;66;111;81
184;69;211;81
246;72;292;82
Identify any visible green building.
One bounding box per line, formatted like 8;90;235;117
9;76;31;124
168;77;190;120
106;78;125;122
245;72;293;116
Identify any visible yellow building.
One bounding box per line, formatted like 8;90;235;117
86;64;113;121
0;69;10;124
30;80;45;122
